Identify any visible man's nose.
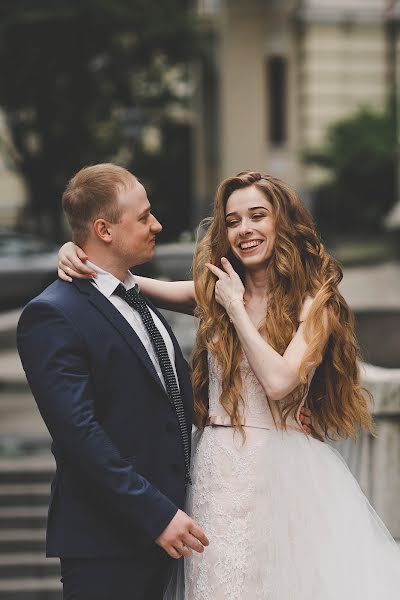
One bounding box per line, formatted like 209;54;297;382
151;217;162;233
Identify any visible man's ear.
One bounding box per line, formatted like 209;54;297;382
93;219;113;243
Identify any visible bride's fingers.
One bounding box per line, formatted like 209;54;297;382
59;259;74;270
205;263;227;279
58;260;74;276
66;255;95;276
59;263;92;280
76;246;89;261
58;265;72;282
220;256;238;276
59;259;95;278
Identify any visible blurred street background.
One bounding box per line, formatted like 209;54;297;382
0;0;400;597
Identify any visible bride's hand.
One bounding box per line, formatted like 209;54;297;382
58;242;96;282
205;257;245;314
299;407;312;435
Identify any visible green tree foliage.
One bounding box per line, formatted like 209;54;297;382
304;108;396;234
0;0;198;239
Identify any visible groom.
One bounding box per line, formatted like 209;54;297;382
17;164;208;599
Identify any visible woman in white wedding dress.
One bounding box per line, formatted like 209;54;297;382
59;171;400;599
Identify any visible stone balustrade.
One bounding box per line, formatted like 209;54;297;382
335;363;400;539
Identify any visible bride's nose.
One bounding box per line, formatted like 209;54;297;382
238;218;253;236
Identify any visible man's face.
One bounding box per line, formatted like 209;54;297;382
111;179;162;267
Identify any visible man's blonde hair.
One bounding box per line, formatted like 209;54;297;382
62;163;136;245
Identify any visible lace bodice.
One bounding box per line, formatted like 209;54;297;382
184;355;311;599
207;352;304;431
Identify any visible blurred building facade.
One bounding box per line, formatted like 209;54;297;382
193;0;398;222
1;0;399;230
0;112;27;228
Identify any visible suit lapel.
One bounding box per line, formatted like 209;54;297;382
73;279;168;397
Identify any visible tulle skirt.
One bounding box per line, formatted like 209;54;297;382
165;426;400;599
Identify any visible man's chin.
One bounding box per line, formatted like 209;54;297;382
130;253;154;268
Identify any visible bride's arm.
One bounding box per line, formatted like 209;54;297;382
58;242;196;315
135;277;196;315
207;258;328;402
230;299;327;401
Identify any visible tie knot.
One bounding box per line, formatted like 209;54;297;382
114;283;141;308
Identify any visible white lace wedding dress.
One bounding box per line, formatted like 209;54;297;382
165;353;400;599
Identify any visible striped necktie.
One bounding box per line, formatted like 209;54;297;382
114;283;191;485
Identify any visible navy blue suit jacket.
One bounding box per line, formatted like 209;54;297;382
17;278;193;558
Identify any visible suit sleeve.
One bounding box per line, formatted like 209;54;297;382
17;299;178;541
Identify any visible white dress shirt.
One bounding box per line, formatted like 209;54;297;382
87;261;179;391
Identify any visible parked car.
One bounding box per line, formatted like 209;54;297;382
0;229;58;310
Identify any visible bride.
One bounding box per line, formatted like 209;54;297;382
59;171;400;599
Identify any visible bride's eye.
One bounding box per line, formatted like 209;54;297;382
226;220;239;227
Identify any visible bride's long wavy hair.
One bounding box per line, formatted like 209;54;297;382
191;172;374;441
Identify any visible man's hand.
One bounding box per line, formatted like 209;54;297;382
299;406;312;434
155;509;209;559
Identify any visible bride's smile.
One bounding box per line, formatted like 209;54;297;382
225;185;276;269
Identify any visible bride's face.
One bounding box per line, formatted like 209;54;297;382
225;185;276;270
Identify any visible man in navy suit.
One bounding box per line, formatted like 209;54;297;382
17;164;208;599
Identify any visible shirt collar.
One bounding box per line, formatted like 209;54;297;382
86;260;139;298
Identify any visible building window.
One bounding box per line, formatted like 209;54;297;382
267;56;287;145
